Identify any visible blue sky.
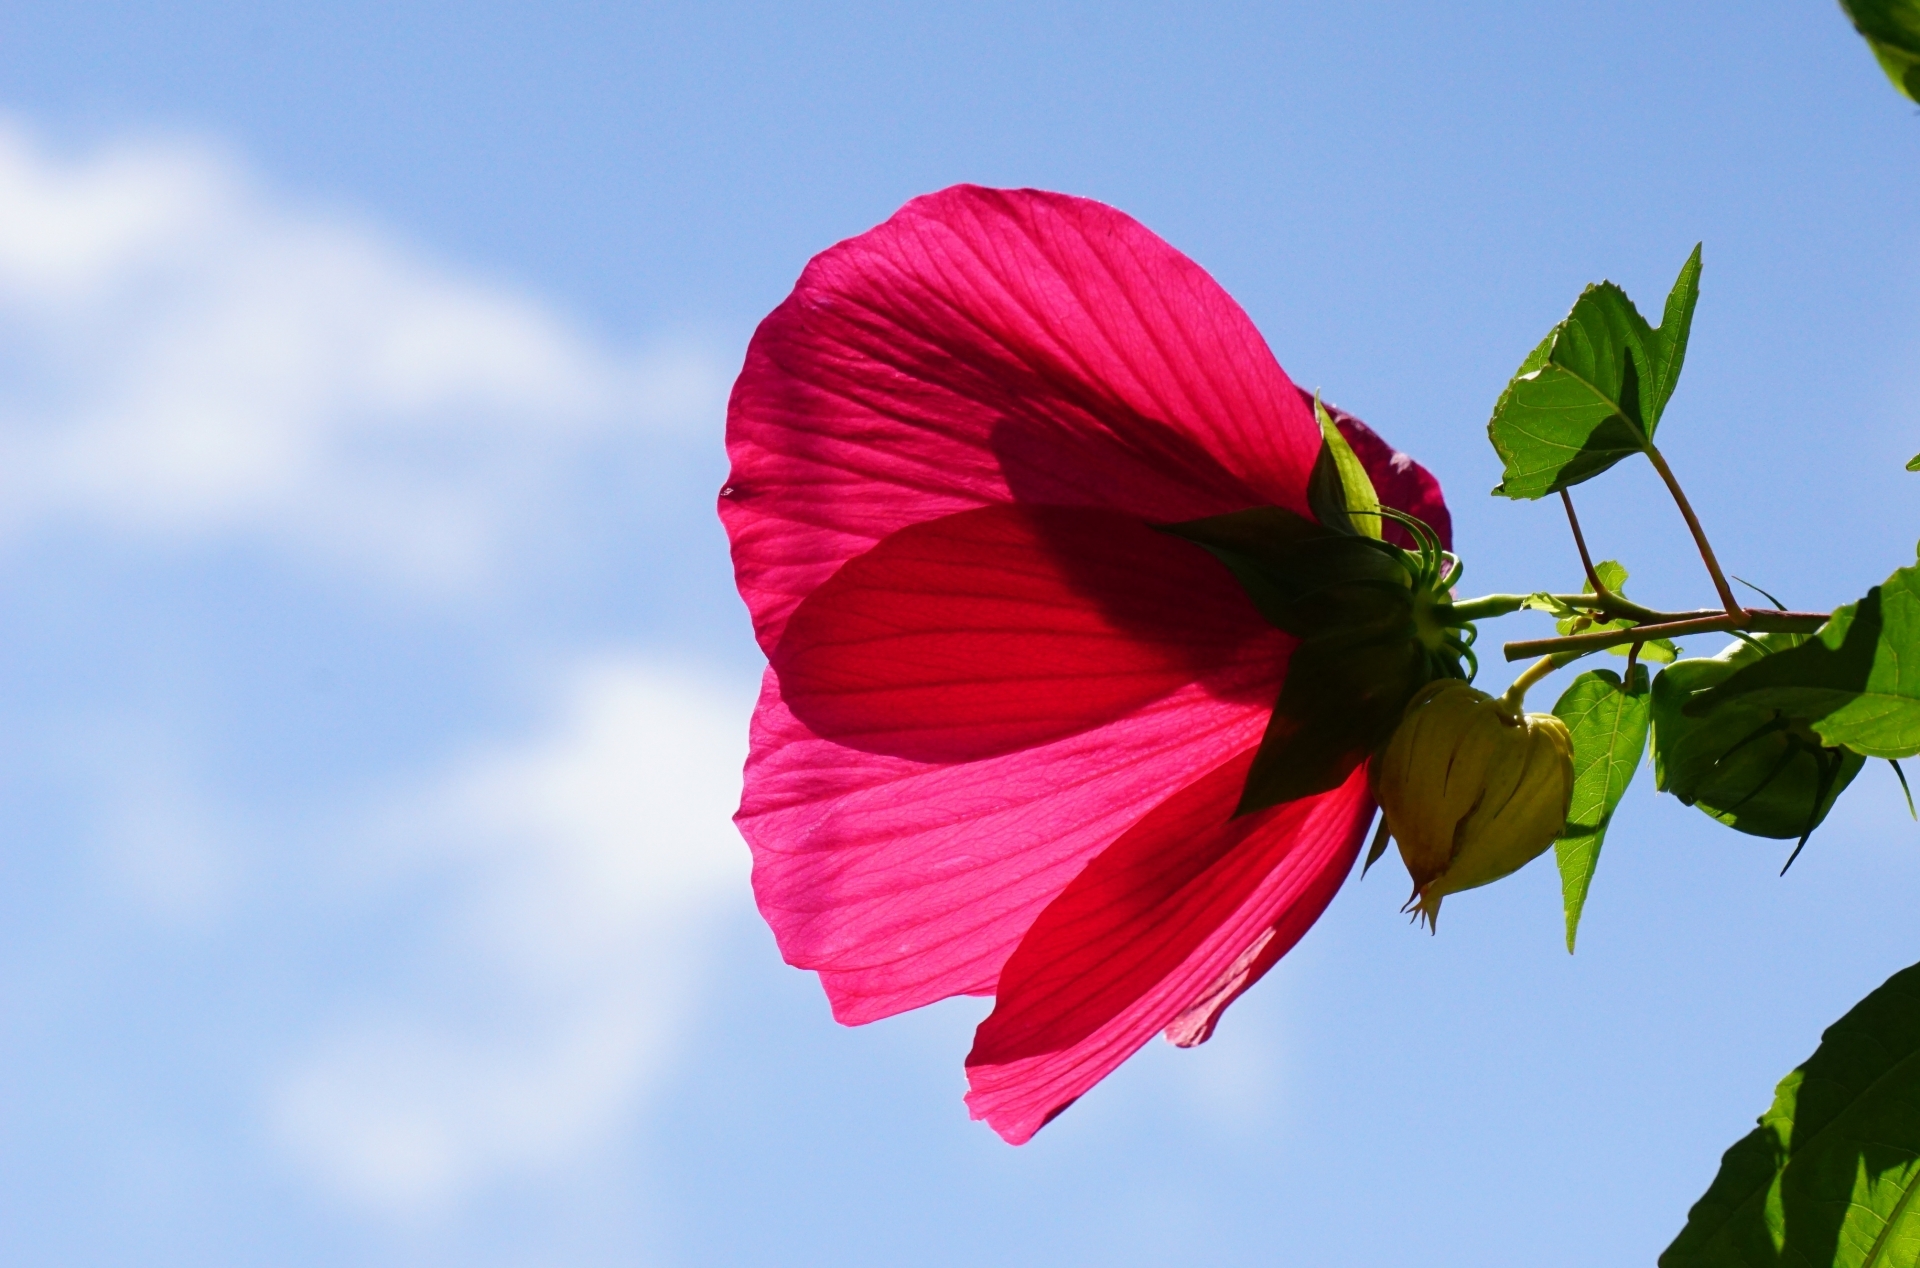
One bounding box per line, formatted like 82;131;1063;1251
0;3;1916;1264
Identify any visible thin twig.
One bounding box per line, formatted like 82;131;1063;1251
1645;444;1743;618
1560;489;1614;602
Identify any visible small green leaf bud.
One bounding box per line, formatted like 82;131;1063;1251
1373;679;1575;929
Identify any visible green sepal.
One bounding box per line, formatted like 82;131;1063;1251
1236;625;1447;815
1163;504;1464;815
1661;956;1920;1267
1838;0;1920;103
1160;506;1414;637
1653;635;1864;842
1688;564;1920;760
1361;814;1393;877
1550;666;1651;953
1307;396;1384;540
1488;246;1701;500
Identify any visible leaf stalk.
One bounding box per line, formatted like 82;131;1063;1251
1560;490;1617;604
1644;443;1744;618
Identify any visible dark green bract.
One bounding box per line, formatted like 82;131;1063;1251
1653;635;1863;847
1487;246;1701;500
1662;958;1920;1267
1164;503;1466;815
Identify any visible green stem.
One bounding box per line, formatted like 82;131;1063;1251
1500;655;1563;712
1560;490;1618;605
1446;594;1529;621
1449;592;1736;626
1645;443;1743;618
1502;608;1828;662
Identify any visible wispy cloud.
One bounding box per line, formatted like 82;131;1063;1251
268;660;750;1216
0;117;755;1241
0;118;726;588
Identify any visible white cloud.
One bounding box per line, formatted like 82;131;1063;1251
0;119;726;587
268;658;752;1217
0;118;757;1230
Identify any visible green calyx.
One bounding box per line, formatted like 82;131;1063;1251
1163;417;1473;816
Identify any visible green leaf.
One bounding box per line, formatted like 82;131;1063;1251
1488;247;1701;500
1654;635;1865;842
1550;560;1632;636
1628;638;1681;664
1661;957;1920;1267
1839;0;1920;103
1550;666;1651;952
1649;244;1703;426
1541;561;1683;663
1692;564;1920;760
1307;396;1383;540
1907;453;1920;473
1522;592;1579;620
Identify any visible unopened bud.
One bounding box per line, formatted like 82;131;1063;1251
1373;679;1574;928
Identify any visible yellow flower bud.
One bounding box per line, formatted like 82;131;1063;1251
1372;679;1575;929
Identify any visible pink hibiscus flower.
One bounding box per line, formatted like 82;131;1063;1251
719;185;1451;1144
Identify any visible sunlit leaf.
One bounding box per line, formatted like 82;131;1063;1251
1522;592;1579;620
1692;564;1920;760
1488;247;1701;500
1838;0;1920;103
1661;957;1920;1267
1550;666;1650;952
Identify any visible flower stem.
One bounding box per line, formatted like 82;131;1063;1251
1446;594;1528;621
1645;443;1743;618
1501;608;1829;661
1500;655;1562;712
1447;592;1663;623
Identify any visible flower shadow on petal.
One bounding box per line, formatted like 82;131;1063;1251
985;404;1271;525
772;504;1290;763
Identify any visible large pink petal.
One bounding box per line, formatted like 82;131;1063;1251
963;755;1372;1145
722;185;1328;657
774;504;1278;762
740;664;1286;1026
